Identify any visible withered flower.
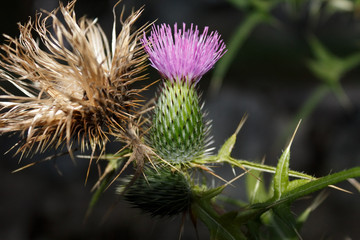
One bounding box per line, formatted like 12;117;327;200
0;0;149;162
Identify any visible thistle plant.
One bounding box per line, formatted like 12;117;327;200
142;23;226;164
0;1;360;239
118;23;227;219
121;19;360;240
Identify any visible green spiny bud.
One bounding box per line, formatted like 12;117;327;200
149;81;212;163
121;167;192;217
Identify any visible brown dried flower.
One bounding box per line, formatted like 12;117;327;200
0;0;150;161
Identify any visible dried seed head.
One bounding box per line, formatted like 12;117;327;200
0;0;148;156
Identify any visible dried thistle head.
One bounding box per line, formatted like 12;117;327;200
0;0;149;158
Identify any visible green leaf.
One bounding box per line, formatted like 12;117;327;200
277;167;360;205
85;169;115;219
269;205;300;239
246;170;269;203
233;205;268;225
296;190;329;230
216;195;249;208
192;203;246;240
217;115;247;159
235;167;360;226
286;179;311;192
195;185;226;200
273;146;290;199
217;133;237;160
273;122;300;199
192;193;247;240
85;153;126;219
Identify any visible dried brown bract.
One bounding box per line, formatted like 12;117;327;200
0;0;150;160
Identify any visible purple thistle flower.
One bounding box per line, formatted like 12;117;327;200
142;23;227;85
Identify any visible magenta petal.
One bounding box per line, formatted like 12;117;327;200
142;23;227;85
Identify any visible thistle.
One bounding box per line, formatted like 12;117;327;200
121;166;192;217
142;23;226;163
0;0;149;159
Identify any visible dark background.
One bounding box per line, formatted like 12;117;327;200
0;0;359;239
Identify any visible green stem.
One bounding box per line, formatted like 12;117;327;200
234;167;360;223
196;156;317;180
233;158;316;179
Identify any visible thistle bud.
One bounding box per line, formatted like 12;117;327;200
121;167;192;217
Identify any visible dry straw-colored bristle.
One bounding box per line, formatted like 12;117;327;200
0;0;149;157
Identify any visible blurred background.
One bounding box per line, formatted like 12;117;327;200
0;0;359;239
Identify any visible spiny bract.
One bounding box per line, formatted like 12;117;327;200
149;81;212;163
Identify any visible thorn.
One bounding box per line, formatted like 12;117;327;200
190;163;231;186
328;184;353;194
12;151;69;173
231;166;236;176
348;178;360;192
105;153;135;191
261;155;266;164
287;119;301;150
234;114;248;136
91;163;115;192
85;147;97;186
224;171;247;187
